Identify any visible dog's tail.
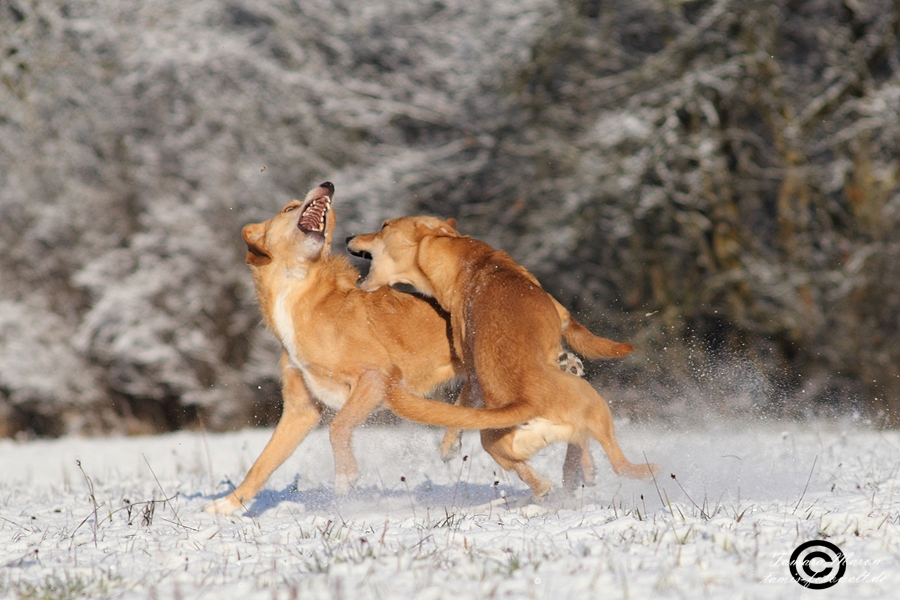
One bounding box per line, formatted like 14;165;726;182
561;318;634;359
550;297;633;359
386;372;538;430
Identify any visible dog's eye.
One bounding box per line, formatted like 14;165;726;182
283;205;298;213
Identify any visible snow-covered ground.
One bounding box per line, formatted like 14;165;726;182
1;418;898;599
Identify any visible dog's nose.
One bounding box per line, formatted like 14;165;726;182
319;181;335;195
345;235;355;245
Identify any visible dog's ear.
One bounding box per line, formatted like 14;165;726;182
434;217;458;235
242;223;272;266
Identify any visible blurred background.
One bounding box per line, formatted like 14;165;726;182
1;0;899;438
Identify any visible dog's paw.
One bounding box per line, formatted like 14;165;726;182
617;462;661;481
532;477;554;498
202;494;241;515
334;471;359;497
557;352;584;377
440;432;462;462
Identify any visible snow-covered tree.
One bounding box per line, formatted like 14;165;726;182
2;0;899;436
432;0;900;422
0;0;555;435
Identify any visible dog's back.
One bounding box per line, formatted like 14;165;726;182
449;244;566;402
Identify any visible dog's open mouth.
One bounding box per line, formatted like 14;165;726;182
298;196;331;235
347;238;372;261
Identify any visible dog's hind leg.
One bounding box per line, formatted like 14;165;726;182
443;354;581;463
204;359;321;514
479;428;553;497
572;377;660;480
440;429;463;462
329;369;384;496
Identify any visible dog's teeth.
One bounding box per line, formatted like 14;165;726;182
299;197;330;232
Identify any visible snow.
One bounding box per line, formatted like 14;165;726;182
2;419;898;599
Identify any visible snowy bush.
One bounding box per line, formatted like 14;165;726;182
0;299;103;436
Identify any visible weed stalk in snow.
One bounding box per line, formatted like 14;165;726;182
75;459;99;548
792;455;818;515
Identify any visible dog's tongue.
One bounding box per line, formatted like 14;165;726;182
299;198;327;232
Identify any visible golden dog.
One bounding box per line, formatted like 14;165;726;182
203;183;462;514
348;216;659;496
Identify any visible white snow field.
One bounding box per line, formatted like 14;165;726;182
1;418;898;599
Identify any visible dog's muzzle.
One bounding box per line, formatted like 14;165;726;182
346;236;373;260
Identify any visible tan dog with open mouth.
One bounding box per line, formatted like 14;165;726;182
203;184;607;514
348;216;659;497
203;183;465;514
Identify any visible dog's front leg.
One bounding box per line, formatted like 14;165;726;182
511;461;554;498
204;357;321;514
480;428;554;498
329;370;384;496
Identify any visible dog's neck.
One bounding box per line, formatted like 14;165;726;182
417;236;490;312
255;255;358;327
